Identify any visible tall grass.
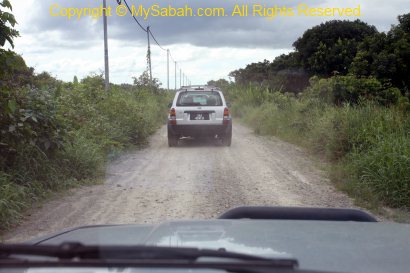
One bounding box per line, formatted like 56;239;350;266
225;84;410;209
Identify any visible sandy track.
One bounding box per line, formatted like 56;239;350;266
4;123;355;242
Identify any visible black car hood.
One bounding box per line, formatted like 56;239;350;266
28;219;410;273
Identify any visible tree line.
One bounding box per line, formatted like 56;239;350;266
229;14;410;105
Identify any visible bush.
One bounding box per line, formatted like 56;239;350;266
59;130;105;180
0;73;170;230
0;87;64;169
305;75;402;106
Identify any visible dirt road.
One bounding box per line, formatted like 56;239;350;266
4;123;355;242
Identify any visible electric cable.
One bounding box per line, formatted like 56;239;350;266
117;0;188;85
149;28;167;52
120;0;147;33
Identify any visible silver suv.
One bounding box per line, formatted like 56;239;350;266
167;85;232;147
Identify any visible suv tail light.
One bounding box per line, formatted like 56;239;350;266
169;108;176;125
223;107;230;125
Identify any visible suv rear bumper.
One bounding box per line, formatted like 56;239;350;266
168;122;232;138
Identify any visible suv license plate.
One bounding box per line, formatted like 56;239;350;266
190;113;209;120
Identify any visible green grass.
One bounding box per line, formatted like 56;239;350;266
225;84;410;211
0;172;29;229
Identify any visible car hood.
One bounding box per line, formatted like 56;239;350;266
29;220;410;273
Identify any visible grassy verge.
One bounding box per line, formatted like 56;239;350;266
0;75;172;231
225;84;410;220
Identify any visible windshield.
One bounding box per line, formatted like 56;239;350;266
177;92;223;106
2;269;223;273
1;0;410;273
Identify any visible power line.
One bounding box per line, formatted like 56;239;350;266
121;0;147;32
117;0;189;89
149;28;167;52
169;51;175;63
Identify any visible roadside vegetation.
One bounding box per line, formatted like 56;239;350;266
0;1;170;230
223;82;410;212
213;14;410;214
0;68;170;230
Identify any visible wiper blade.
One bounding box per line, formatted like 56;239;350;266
0;242;298;270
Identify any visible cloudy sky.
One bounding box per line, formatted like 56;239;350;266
9;0;410;86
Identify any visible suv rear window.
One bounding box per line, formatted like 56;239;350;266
176;91;223;106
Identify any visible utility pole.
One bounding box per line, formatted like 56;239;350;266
167;49;170;91
183;73;185;86
147;26;152;82
174;61;177;90
180;69;182;88
103;0;109;92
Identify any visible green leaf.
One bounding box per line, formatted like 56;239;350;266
5;36;15;48
7;99;16;113
2;12;17;26
1;0;13;10
0;36;6;47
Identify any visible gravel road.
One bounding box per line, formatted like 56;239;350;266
4;123;356;242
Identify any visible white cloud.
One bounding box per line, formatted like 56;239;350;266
8;0;410;84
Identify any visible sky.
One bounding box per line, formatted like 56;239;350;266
9;0;410;86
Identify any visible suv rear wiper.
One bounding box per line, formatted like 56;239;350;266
0;242;299;271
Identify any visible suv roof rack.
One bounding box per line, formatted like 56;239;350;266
218;206;378;222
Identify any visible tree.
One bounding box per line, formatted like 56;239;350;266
207;79;230;89
229;15;409;97
132;70;161;90
350;13;410;95
268;53;309;93
397;13;410;33
293;20;377;76
229;60;271;85
73;76;79;84
388;13;410;93
229;53;309;93
0;0;19;48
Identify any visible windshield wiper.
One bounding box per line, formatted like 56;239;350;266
0;242;299;271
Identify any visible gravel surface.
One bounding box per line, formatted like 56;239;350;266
4;123;356;242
